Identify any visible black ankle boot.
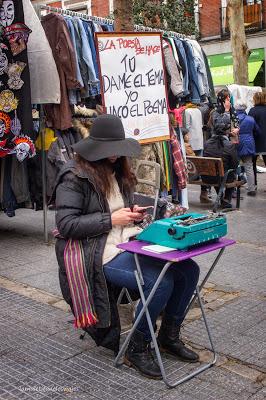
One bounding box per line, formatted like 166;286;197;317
158;319;199;363
124;330;162;379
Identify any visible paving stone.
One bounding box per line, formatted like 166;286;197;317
0;286;9;294
200;366;261;394
175;375;250;400
16;271;61;297
221;292;241;301
229;337;265;369
205;298;226;311
221;361;263;382
183;296;266;369
52;299;71;312
0;265;56;281
48;326;95;352
0;393;18;399
63;393;100;400
0;289;70;336
0;320;50;355
0;175;265;400
188;295;264;333
244;319;266;341
186;307;202;320
0;259;21;272
250;388;266;400
195;244;266;296
203;290;224;303
0;283;262;400
143;393;195;400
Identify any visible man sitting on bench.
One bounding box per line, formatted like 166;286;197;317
202;116;239;209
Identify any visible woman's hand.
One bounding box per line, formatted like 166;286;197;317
111;208;143;226
231;127;239;137
224;97;231;112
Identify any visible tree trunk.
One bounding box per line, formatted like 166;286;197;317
227;0;250;85
113;0;134;31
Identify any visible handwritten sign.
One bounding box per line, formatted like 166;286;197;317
96;32;170;143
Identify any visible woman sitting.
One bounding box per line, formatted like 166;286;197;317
208;88;240;143
54;114;200;380
203;115;239;209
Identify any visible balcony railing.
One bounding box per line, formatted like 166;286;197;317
221;2;264;36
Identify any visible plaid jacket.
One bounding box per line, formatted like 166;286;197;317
170;128;187;189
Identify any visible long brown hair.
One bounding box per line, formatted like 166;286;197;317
253;91;266;106
75;154;137;197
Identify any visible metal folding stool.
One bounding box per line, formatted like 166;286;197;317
114;239;235;388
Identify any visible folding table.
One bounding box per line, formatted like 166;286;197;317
114;238;235;388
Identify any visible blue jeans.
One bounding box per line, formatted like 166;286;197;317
104;252;199;340
174;38;190;96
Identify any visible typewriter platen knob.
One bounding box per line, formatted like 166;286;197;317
168;227;176;236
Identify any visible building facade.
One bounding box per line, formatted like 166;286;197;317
32;0;112;17
32;0;266;87
197;0;266;87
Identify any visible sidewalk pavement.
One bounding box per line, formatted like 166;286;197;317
0;174;265;399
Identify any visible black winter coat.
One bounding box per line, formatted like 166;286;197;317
203;136;239;183
54;160;133;354
249;105;266;154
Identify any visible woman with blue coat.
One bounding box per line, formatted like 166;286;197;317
235;103;260;196
249;92;266;188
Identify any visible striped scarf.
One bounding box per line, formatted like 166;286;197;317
64;238;98;329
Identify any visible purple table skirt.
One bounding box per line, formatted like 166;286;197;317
117;238;236;262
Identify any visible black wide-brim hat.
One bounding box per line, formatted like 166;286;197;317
72;114;141;161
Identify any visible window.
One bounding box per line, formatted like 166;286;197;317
63;0;92;15
221;0;263;36
244;1;262;5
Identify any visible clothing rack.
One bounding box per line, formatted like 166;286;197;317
35;4;192;242
134;25;191;40
37;5;114;25
37;5;190;40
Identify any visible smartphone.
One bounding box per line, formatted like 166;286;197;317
138;206;154;213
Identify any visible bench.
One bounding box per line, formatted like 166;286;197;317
186;156;243;212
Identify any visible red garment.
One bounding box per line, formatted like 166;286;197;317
42;14;81;131
169;106;186;127
170;127;187;189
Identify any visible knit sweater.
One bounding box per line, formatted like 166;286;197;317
102;176;142;265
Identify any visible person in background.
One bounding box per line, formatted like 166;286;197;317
248;92;266;189
184;103;204;155
208;89;240;144
235;103;260;196
54;114;200;380
184;104;212;203
182;127;195;156
203;115;239;209
207;89;240;200
199;101;213;142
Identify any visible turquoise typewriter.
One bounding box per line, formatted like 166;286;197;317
136;212;227;250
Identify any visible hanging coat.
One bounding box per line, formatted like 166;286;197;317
42;13;82;131
22;0;60;105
